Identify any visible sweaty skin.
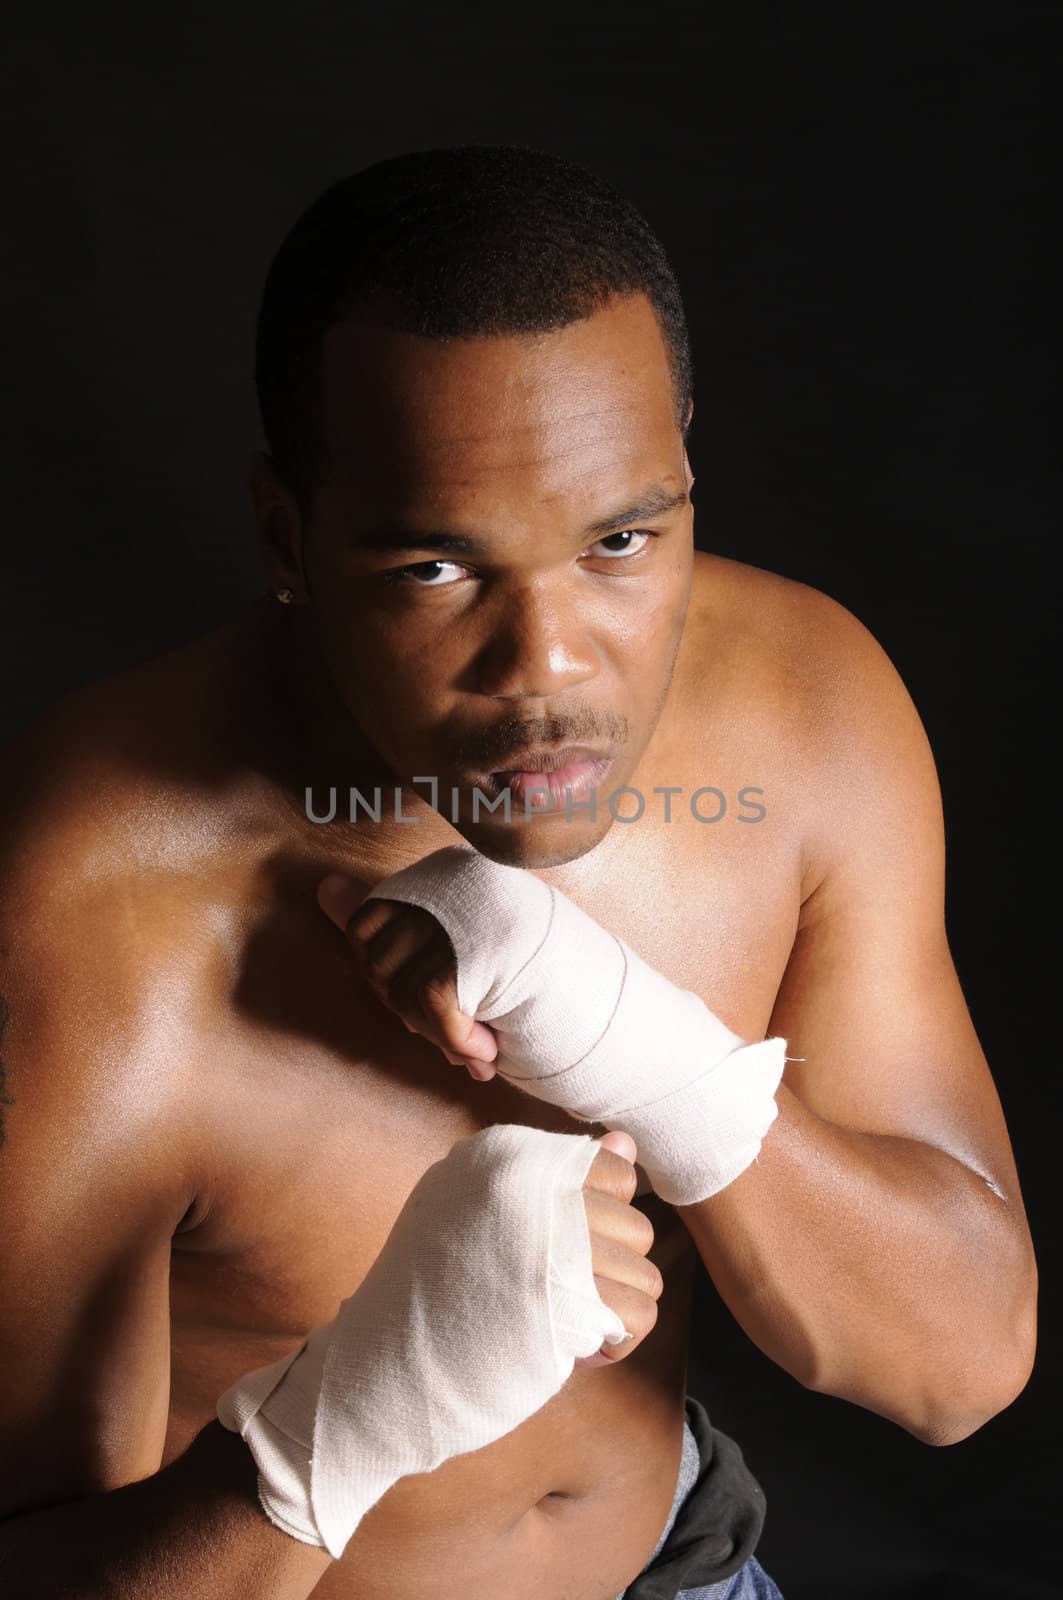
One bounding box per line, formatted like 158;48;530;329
0;293;1036;1600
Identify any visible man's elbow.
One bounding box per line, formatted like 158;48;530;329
902;1249;1039;1446
905;1337;1037;1448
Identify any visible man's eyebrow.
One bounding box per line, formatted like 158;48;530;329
351;527;487;555
351;485;688;555
583;486;688;537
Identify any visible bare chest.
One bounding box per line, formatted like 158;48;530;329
166;791;801;1409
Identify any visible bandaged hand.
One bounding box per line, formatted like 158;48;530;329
217;1125;657;1560
319;845;788;1206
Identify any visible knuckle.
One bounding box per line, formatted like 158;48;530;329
371;962;422;1018
614;1164;638;1202
362;924;408;976
642;1260;665;1300
630;1292;659;1338
592;1279;659;1353
419;969;457;1014
598;1150;636;1200
349;903;395;942
363;944;393;977
627;1209;655;1255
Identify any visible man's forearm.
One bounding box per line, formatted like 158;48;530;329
0;1421;333;1600
679;1082;1037;1443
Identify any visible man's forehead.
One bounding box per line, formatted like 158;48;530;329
318;293;680;476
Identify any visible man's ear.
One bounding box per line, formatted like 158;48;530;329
682;401;694;491
247;448;306;601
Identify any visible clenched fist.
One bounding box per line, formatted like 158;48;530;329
219;1123;662;1558
319;881;500;1077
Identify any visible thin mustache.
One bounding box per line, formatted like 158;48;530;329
455;712;629;770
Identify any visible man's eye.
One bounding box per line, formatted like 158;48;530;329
385;560;468;588
384;528;657;586
586;529;655;560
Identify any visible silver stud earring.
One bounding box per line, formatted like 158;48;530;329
275;587;295;605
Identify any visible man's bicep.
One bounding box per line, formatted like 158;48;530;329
0;940;188;1517
770;604;1021;1200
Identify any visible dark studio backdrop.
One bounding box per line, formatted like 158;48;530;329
2;7;1057;1598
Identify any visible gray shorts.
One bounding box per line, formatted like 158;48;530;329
616;1398;781;1600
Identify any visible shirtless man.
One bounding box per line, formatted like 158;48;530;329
0;146;1037;1599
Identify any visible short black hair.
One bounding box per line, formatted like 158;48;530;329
254;145;693;519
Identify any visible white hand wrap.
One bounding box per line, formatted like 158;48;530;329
366;845;788;1206
217;1124;625;1559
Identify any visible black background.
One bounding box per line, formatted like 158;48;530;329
2;6;1058;1597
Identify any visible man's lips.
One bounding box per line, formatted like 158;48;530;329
467;746;615;810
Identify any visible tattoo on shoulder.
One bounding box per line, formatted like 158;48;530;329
0;995;13;1149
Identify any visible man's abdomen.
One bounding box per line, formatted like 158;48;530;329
166;1206;695;1600
312;1352;690;1600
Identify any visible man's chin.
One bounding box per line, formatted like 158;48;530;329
457;813;613;870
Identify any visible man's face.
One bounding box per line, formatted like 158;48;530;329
296;291;694;868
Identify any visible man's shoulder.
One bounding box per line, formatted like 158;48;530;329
0;630;268;1033
687;550;910;737
2;612;268;891
690;548;882;665
685;552;932;896
4;685;186;902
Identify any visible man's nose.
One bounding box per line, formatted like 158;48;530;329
473;582;599;700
